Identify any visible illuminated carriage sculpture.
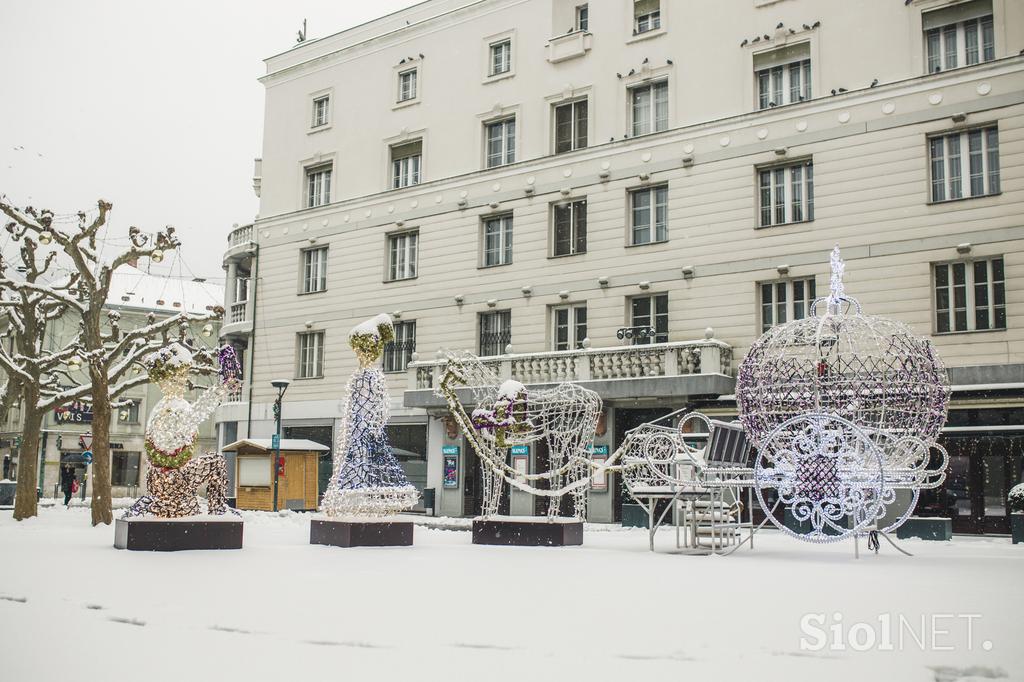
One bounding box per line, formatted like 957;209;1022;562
623;247;951;550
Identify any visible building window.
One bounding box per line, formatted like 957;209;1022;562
482;214;513;267
479;310;511;356
553;199;587;256
755;45;811;109
302;247;328;294
301;247;328;294
758;160;814;227
312;95;330;128
630;185;668;245
576;4;589;32
485;117;516;168
760;278;816;332
490;39;512;76
111;451;141;487
924;2;994;73
553;305;587;351
929;126;1000;202
398;68;418;102
554;99;588;154
383;321;416;373
633;0;661;34
388;231;419;281
630;81;668;136
234;276;249;303
934;258;1005;333
391;140;422;189
630;294;668;344
297;332;325;379
305;164;332;208
117;399;142;425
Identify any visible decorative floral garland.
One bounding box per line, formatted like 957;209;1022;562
219;345;240;382
145;434;196;469
471;391;530;449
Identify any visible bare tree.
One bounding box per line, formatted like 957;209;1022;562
1;199;221;524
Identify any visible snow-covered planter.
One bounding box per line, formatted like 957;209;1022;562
1010;483;1024;545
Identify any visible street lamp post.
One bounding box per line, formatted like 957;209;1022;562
270;379;291;512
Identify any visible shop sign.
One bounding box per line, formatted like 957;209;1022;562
589;444;609;456
510;445;529;456
54;401;93;424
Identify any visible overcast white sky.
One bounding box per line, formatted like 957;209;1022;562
0;0;424;282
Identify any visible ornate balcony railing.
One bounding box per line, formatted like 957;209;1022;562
227;224;254;247
225;380;246;404
229;301;248;324
408;337;733;391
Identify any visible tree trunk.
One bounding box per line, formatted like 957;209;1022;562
13;388;42;521
90;371;113;526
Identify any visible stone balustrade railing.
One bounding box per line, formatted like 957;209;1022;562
229;301;248;324
227;224;254;247
408;338;733;391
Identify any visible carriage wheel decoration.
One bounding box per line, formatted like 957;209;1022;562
754;413;886;543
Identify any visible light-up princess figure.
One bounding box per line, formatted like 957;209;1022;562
320;314;420;517
123;343;240;518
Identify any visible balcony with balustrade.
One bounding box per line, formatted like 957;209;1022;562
223;223;256;266
215;379;250;425
220;299;253;338
403;332;735;409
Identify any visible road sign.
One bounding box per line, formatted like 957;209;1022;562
271;434;280;449
81;451;93;465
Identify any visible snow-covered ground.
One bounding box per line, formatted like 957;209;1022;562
0;507;1021;682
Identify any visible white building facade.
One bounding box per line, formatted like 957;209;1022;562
219;0;1024;531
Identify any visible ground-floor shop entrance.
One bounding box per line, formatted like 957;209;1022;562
920;432;1023;534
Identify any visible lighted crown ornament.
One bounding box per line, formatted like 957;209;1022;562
124;343;240;518
736;247;951;542
437;352;602;519
320;314;420;517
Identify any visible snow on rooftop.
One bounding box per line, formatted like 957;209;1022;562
107;264;222;314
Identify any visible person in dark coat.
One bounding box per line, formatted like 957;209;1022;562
60;464;77;507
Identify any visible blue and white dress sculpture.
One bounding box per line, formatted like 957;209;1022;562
320;314;419;517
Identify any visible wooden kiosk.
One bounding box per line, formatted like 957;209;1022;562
223;438;328;512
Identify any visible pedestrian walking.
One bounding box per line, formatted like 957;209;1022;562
60;464;77;507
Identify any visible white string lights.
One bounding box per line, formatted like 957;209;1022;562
321;315;420;518
437;351;602;519
737;246;951;542
124;343;239;518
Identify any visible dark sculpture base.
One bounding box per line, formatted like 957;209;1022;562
310;519;414;547
472;517;583;547
114;517;243;551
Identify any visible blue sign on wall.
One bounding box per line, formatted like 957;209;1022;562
589;444;609;456
510;445;530;456
441;445;460;456
443;453;459;488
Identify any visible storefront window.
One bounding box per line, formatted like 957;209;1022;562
386;424;427;510
112;451;141;487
